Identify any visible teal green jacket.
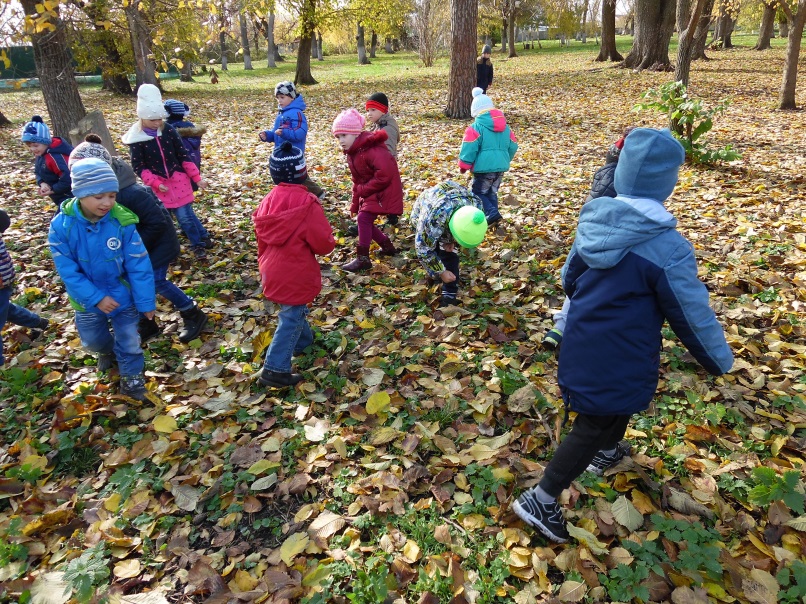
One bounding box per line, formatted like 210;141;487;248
458;109;518;174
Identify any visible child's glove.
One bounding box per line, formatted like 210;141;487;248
459;168;467;174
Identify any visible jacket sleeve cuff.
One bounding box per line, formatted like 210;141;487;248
182;162;201;181
458;160;474;171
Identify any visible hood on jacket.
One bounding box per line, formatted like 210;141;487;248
253;186;316;247
614;128;685;201
61;197;139;227
175;125;207;138
121;121;157;145
573;196;677;270
281;95;307;114
48;137;74;155
475;109;508;133
348;130;388;155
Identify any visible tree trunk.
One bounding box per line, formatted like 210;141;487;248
240;10;253;69
267;9;277;68
20;0;86;135
385;36;394;53
691;0;714;60
581;0;589;43
622;0;676;71
501;18;508;53
180;60;194;82
123;1;160;90
0;110;11;127
80;1;133;94
370;31;378;58
220;24;228;69
445;0;478;118
755;2;776;50
357;22;370;64
714;13;735;48
317;31;323;60
779;13;789;37
294;0;317;86
674;0;707;89
596;0;623;61
508;12;517;57
778;1;806;109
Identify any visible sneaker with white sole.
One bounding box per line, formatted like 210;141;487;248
586;440;632;476
512;487;570;543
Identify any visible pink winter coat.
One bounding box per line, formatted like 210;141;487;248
345;131;404;216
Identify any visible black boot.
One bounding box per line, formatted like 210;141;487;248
258;369;303;388
138;316;160;342
120;374;147;401
178;305;208;343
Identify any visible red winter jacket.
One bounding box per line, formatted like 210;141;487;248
345;131;404;216
252;183;335;306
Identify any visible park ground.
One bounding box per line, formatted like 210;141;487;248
0;35;804;604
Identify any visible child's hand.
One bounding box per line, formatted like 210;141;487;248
259;131;267;142
97;296;120;314
274;128;283;138
158;184;169;192
440;270;457;284
143;311;155;320
350;212;357;219
441;242;456;253
459;168;467;174
37;183;53;195
197;178;209;190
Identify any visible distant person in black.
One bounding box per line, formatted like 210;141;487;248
476;45;494;93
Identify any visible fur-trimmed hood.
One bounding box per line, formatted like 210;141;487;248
175;125;207;138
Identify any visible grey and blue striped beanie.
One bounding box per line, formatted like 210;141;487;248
70;158;120;198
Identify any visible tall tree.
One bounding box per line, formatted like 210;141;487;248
72;0;132;94
712;0;736;48
219;5;229;70
595;0;623;61
357;22;370;63
621;0;676;71
0;110;10;127
691;0;715;59
674;0;707;87
124;0;160;89
754;0;777;50
293;0;317;84
445;0;477;118
20;0;86;135
778;0;806;109
239;8;253;68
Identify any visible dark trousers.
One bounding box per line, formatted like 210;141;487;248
437;248;459;297
538;412;631;498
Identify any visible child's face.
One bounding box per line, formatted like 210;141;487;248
26;142;48;156
335;133;358;152
276;94;294;108
141;118;163;129
366;108;384;124
482;52;491;59
79;192;117;220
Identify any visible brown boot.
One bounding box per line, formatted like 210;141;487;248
342;245;372;272
378;237;397;256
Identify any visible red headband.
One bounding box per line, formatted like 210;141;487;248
365;100;388;113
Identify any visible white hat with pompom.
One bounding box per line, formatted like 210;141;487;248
470;87;495;118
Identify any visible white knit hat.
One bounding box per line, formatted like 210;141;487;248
470;87;495;118
137;84;168;120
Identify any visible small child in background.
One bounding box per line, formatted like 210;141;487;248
476;45;494;93
21;115;74;209
458;88;518;226
259;81;325;198
1;209;49;366
543;127;635;350
252;142;335;388
122;84;212;259
69;136;208;344
511;129;734;544
164;99;206;170
48;159;156;401
332;109;403;272
365;93;400;159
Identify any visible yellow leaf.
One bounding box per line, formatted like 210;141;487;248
302;562;332;587
402;539;421;562
232;569;259;592
280;532;309;565
332;436;348;458
113;558;142;579
153;415;177;433
105;492;122;512
246;459;273;475
369;426;399;445
366;391;390;415
175;59;184;69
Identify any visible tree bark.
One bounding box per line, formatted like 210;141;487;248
621;0;676;71
20;0;86;135
581;0;589;43
78;0;132;94
714;12;735;48
0;110;11;127
220;18;228;70
357;22;370;64
267;10;277;68
596;0;623;61
778;0;806;109
370;31;378;58
240;10;253;69
445;0;477;118
385;36;393;53
779;13;789;37
755;2;776;50
508;12;517;57
691;0;714;60
674;0;707;89
294;0;317;85
123;1;160;90
501;18;508;54
317;31;324;61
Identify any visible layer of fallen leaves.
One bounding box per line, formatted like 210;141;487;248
0;45;804;604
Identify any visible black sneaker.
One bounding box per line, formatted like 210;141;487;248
120;375;147;401
199;238;215;249
258;369;303;388
438;295;458;308
542;328;563;350
192;246;208;260
512;487;570;543
97;353;116;372
346;224;358;237
138;316;160;342
586;440;632;476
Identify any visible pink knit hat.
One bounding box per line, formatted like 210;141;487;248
332;108;366;136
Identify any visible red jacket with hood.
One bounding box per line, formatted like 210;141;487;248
252;183;335;305
345;131;404;216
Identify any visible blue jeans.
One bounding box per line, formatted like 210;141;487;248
152;264;193;311
0;287;43;366
74;305;144;377
472;172;504;222
263;304;313;373
170;204;208;247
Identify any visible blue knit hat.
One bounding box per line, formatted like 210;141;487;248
21;116;52;145
614;128;685;201
164;99;190;117
70;158;119;199
470;88;494;118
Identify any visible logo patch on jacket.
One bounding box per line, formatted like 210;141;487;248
106;237;122;251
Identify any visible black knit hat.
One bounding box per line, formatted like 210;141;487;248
0;209;10;233
365;92;389;113
269;141;307;185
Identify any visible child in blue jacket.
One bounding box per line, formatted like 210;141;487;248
49;159;156;401
259;81;324;198
512;129;734;544
21;116;74;209
457;88;518;226
164;99;206;169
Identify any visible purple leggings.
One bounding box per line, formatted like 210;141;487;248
357;211;391;248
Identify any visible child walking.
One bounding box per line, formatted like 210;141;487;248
410;180;488;307
476;45;493;93
48;159;156;401
332;109;403;272
122;84;212;259
252;142;335;388
164;99;206;169
21;116;74;209
1;209;49;366
365;93;400;158
259;81;325;198
511;129;734;543
458;88;518;226
69;136;207;343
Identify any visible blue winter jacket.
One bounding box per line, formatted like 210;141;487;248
261;95;309;155
558;178;733;417
48;199;155;317
35;137;74;207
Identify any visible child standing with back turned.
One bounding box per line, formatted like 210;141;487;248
511;129;734;544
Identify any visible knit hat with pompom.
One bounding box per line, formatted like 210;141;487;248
470;87;495;118
332;108;366;136
269;141;307;185
69;134;113;169
21;116;52;145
